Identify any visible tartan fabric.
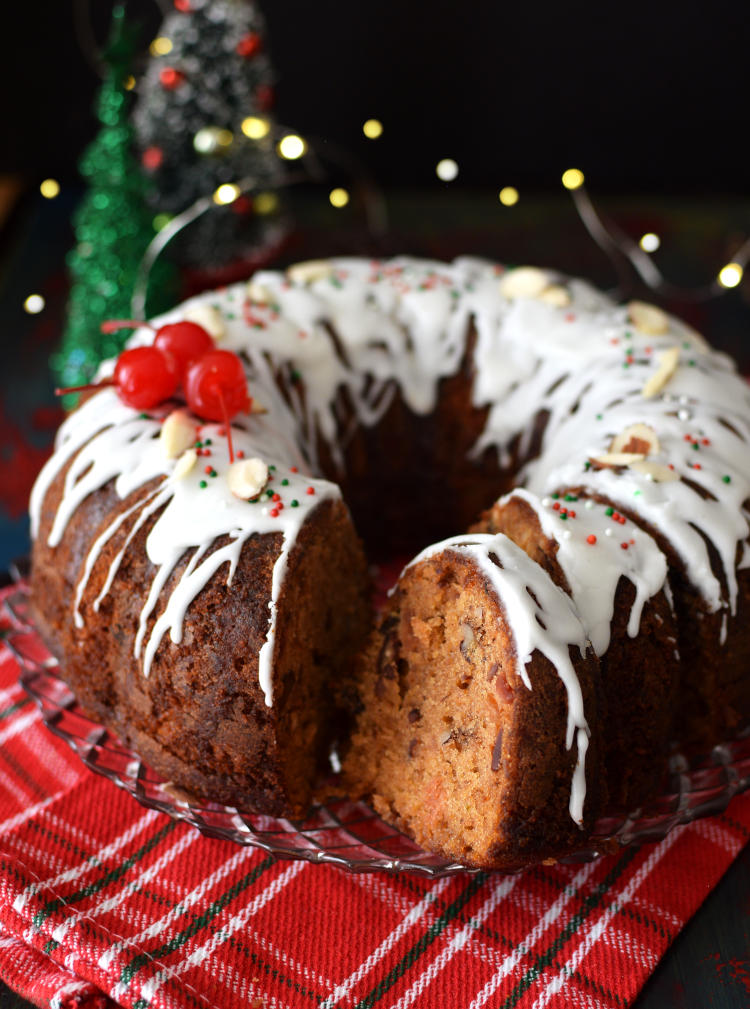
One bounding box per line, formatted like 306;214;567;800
0;585;749;1009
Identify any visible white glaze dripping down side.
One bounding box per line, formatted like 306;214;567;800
405;532;592;826
29;387;339;706
500;489;671;657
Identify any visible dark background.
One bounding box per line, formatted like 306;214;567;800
2;0;749;197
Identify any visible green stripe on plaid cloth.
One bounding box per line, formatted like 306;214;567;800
0;585;749;1009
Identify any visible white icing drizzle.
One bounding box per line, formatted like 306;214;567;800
504;488;670;656
405;533;591;826
30;387;339;706
30;256;750;730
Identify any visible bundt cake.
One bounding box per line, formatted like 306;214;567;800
29;256;750;869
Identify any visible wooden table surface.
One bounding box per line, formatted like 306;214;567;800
0;184;748;1008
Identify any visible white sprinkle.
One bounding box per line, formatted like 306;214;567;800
584;499;594;510
605;528;613;537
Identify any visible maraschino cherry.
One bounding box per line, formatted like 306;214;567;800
100;319;215;384
184;350;251;461
56;346;179;410
56;319;252;464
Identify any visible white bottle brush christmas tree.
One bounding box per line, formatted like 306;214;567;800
132;0;289;287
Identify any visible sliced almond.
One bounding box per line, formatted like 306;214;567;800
160;409;197;459
591;451;647;468
227;457;269;500
499;266;549;300
183;303;225;340
641;346;681;398
286;259;333;285
610;422;660;456
173;448;197;480
246;279;274;305
538;284;571;307
628;300;670;335
628;459;680;482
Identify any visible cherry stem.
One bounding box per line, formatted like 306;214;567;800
100;319;155;334
216;388;235;463
55;378;115;397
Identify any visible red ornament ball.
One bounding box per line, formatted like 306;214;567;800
142;146;164;171
236;32;262;58
255;84;275;111
159;67;185;91
184;350;249;421
114;347;179;409
154;322;215;381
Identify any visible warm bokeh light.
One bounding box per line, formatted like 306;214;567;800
40;178;60;199
254;191;279;214
123;75;136;91
329;188;350;208
498;186;519;206
24;294;45;314
436;158;459;182
561;168;585;190
277;134;307;160
241;116;271;140
193;127;233;154
213;183;241;205
639;232;661;252
150;36;173;56
718;262;743;288
362;119;383;139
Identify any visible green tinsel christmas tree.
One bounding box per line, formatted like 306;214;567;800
54;4;178;393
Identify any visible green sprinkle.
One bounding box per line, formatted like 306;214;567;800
584;461;591;471
290;499;299;507
596;413;603;420
692;442;699;450
266;488;274;498
195;440;203;448
634;489;642;496
199;480;207;489
605;507;614;516
209;469;217;477
564;494;578;502
450;289;460;299
723;475;732;484
281;478;289;486
688;359;696;367
226;312;236;320
559;513;568;520
683;341;691;349
622;362;631;369
551;493;560;499
269;464;276;470
624;330;633;340
139;412;149;420
291;369;302;382
204;438;212;445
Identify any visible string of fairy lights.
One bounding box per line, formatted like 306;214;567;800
23;18;749;323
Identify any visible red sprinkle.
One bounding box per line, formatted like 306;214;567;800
621;542;629;550
684;434;692;442
204;465;212;474
306;486;315;495
272;493;281;502
702;438;711;446
269;508;279;517
587;534;597;545
552;502;561;511
569;510;576;519
237;450;245;459
290;466;298;473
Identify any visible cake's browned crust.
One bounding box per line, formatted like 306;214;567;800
475;493;679;810
342;550;604;870
31;458;371;818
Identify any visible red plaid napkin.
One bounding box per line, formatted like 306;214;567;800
0;584;749;1009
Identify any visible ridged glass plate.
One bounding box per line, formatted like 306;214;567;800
6;580;750;877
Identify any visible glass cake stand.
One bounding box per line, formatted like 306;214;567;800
5;579;750;877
